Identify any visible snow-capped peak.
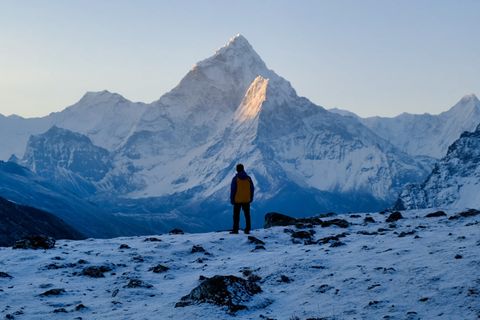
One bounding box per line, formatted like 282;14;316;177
78;90;128;105
458;93;479;104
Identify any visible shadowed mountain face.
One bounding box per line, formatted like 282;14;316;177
0;196;84;247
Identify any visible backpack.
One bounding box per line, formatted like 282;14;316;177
234;177;251;203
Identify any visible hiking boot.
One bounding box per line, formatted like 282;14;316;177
244;230;250;234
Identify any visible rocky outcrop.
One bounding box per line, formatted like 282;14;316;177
175;275;262;312
13;235;56;249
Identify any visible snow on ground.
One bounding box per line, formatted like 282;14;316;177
1;208;479;319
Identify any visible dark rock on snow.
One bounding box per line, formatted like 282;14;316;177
191;245;206;253
264;212;297;228
0;271;13;278
425;211;447;218
118;244;130;249
79;265;113;278
364;216;376;224
13;235;56;250
175;275;262;313
449;209;480;220
247;236;265;245
124;279;153;289
143;237;162;242
291;230;314;240
321;219;349;228
169;228;184;235
149;264;169;273
386;211;403;223
40;288;65;296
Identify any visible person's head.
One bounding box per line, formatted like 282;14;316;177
236;163;245;173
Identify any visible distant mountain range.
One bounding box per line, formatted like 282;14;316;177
1;35;478;234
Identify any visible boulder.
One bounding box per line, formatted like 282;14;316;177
124;279;153;289
264;212;297;228
169;228;184;235
175;275;262;313
321;219;349;228
40;288;65;296
13;235;55;250
247;236;265;245
79;265;112;278
149;264;169;273
386;212;403;223
425;211;447;218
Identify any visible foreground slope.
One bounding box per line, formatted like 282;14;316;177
1;209;478;319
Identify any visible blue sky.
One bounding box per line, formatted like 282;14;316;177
0;0;479;117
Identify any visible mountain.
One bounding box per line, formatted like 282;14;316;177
0;35;443;231
331;94;480;159
396;124;480;210
0;208;478;318
0;90;147;160
19;126;113;196
0;196;84;247
115;35;429;216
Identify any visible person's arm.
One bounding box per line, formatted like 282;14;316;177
230;177;236;204
250;177;254;202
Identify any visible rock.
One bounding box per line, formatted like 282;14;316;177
386;212;403;223
454;254;463;259
13;235;55;250
291;230;313;240
144;237;162;242
425;211;447;218
247;236;265;245
191;245;206;253
357;230;378;236
79;265;112;278
53;308;68;313
175;275;262;313
330;241;346;247
316;284;334;293
118;244;130;249
398;231;416;237
364;216;376;224
449;209;480;220
149;264;169;273
252;245;266;251
169;228;184;235
318;233;348;244
124;279;153;289
264;212;297;228
321;219;349;228
419;297;429;302
132;255;145;263
40;288;65;296
75;304;87;311
0;272;12;278
278;275;292;283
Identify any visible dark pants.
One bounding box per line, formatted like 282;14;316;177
233;203;251;233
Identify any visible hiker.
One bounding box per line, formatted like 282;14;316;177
230;164;254;234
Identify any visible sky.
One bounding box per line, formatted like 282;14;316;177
0;0;479;118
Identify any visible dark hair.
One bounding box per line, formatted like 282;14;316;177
236;163;244;173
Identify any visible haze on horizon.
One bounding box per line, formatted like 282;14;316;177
1;0;479;118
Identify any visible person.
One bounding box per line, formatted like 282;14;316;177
230;163;254;234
